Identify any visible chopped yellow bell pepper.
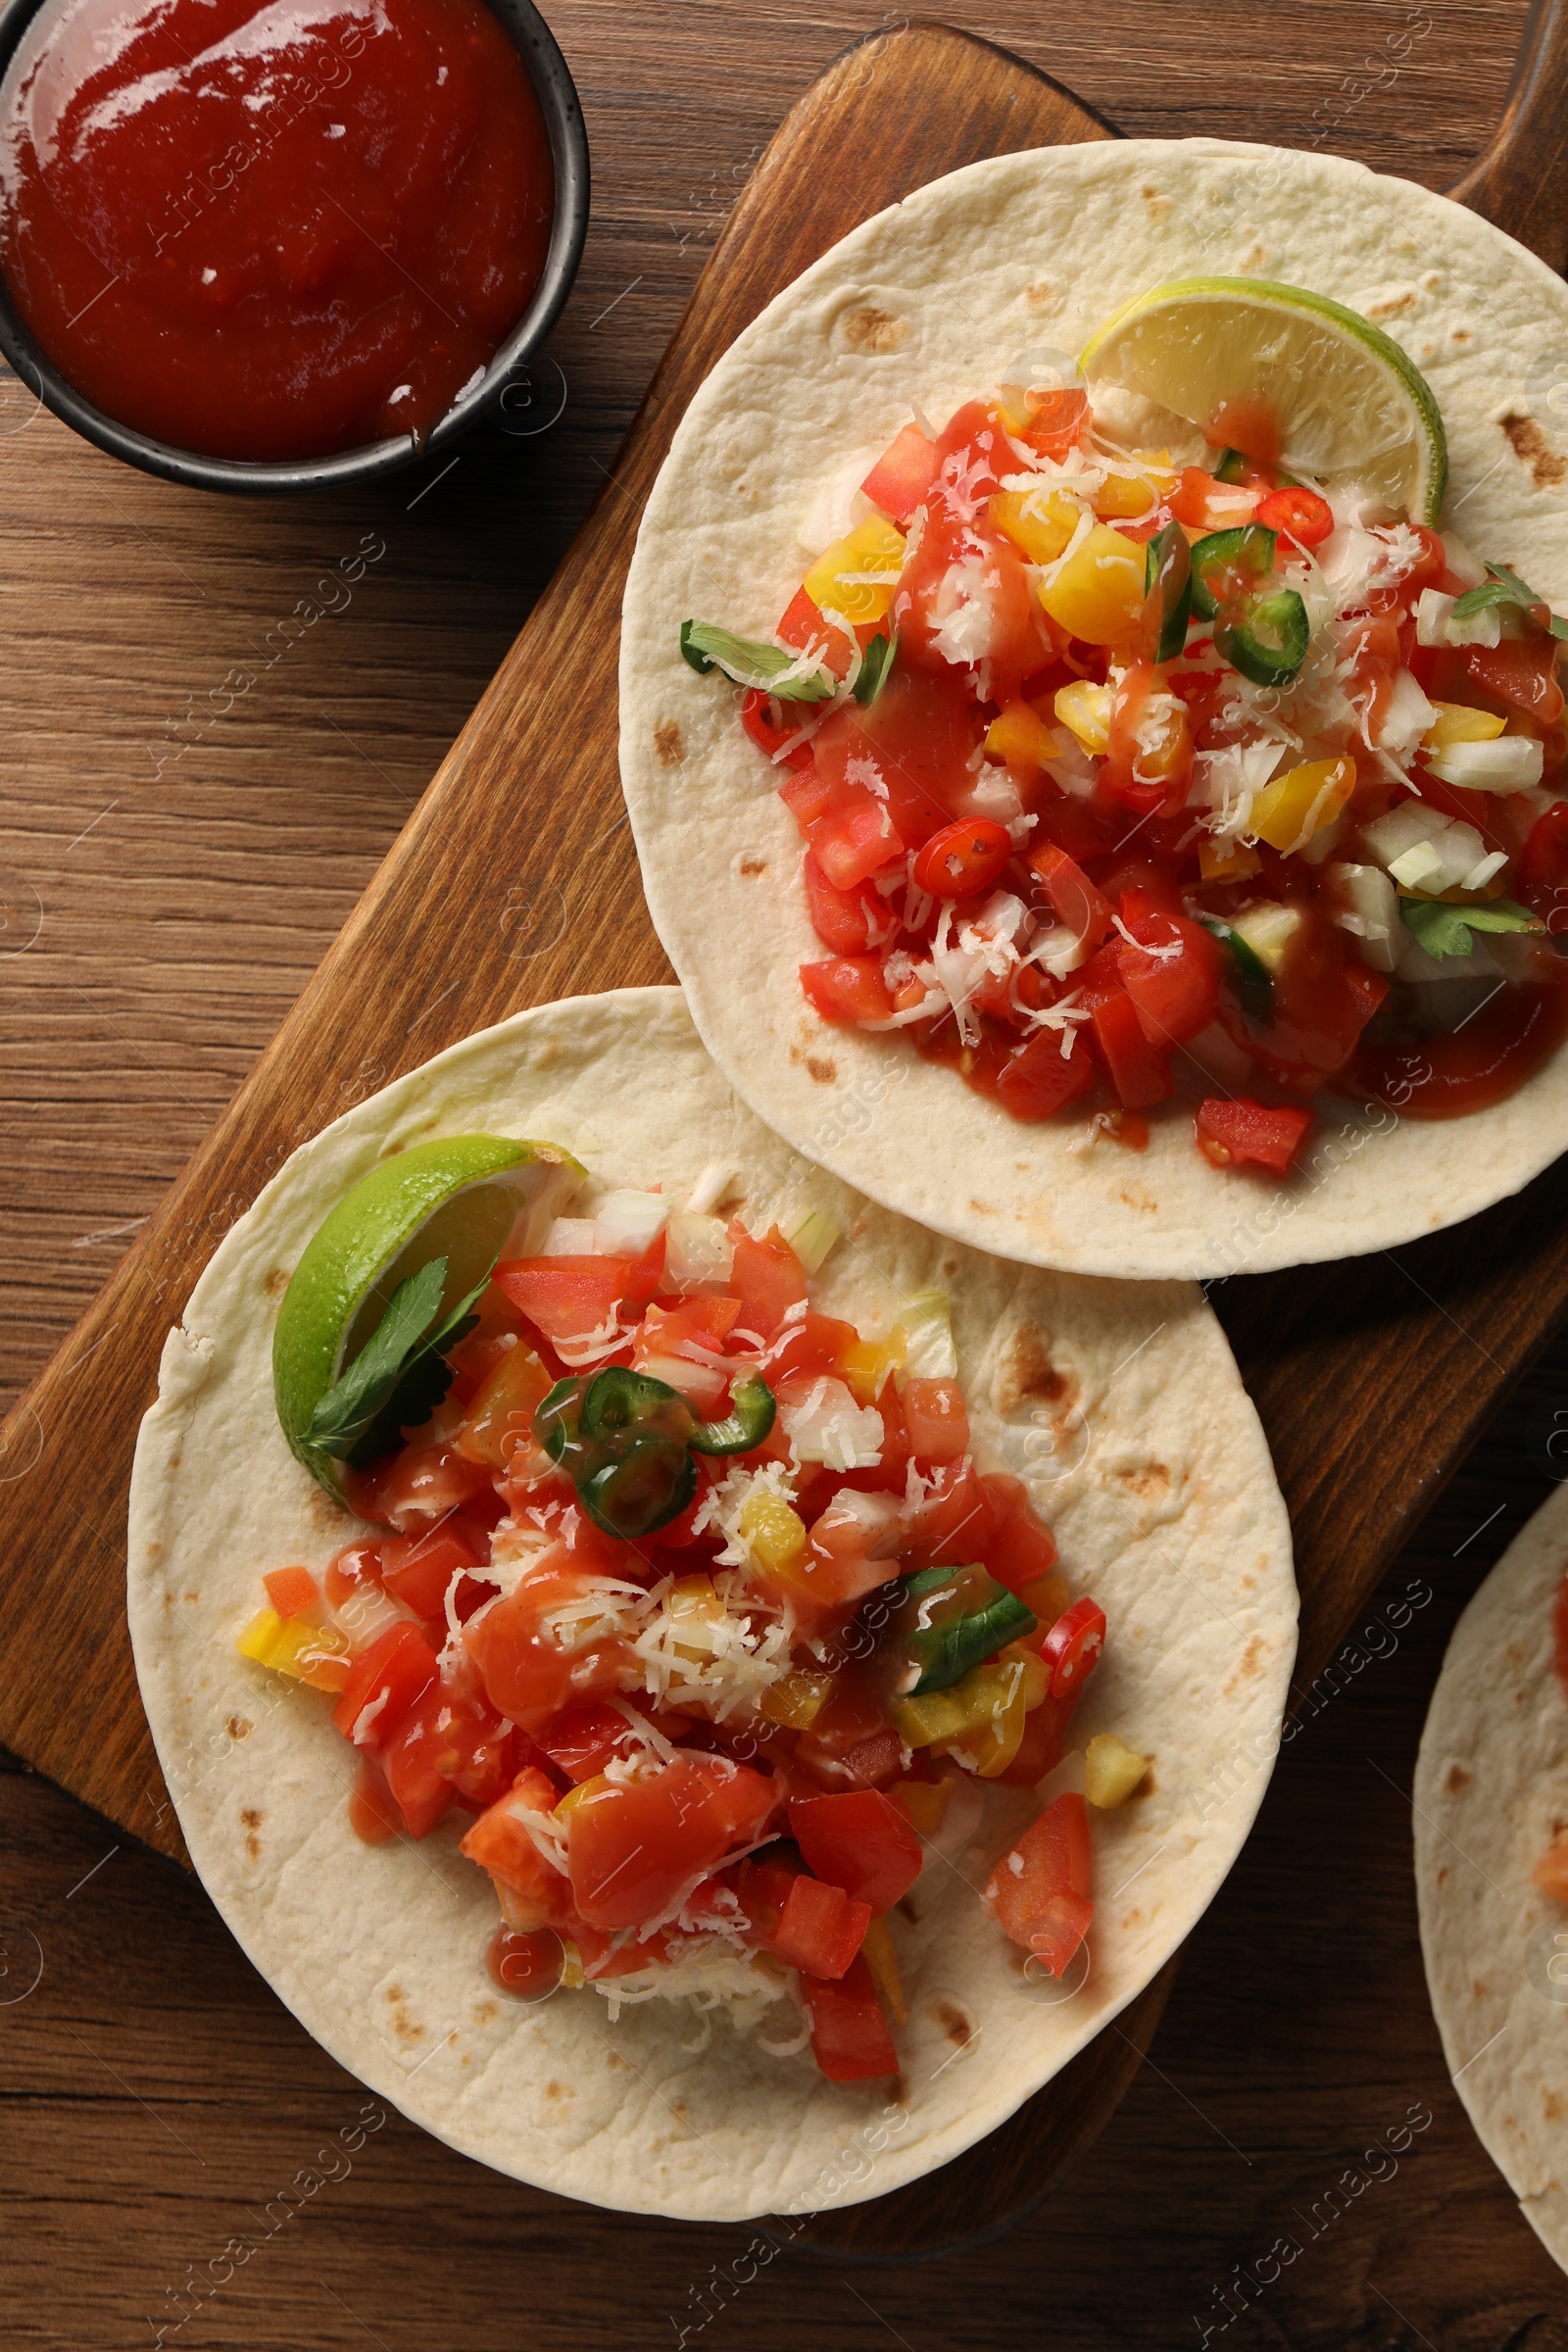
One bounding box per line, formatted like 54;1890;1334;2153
842;1337;899;1404
1040;523;1147;645
559;1940;586;1989
235;1605;351;1692
556;1773;611;1820
891;1779;952;1836
900;1643;1052;1779
760;1666;834;1730
1085;1732;1151;1809
1248;756;1356;855
1200;839;1262;885
1422;701;1507;751
890;1685;971;1747
860;1914;906;2022
985;701;1062;769
803;515;906;626
988;486;1081;566
739;1488;808;1578
1018;1569;1071;1630
1054;678;1113;756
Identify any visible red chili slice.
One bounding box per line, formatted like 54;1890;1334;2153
909;816;1012;900
1253;485;1334;547
1038;1597;1106;1699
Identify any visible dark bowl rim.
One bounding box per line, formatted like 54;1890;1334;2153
0;0;590;495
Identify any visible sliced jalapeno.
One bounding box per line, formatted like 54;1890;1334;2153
536;1376;585;1463
1216;587;1310;688
580;1366;694;1443
579;1437;698;1541
1189;524;1277;621
689;1371;777;1456
1142;520;1193;663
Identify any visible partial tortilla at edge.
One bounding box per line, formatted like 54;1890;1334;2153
128;986;1296;2222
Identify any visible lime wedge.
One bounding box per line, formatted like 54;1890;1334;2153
272;1134;584;1501
1080;276;1447;523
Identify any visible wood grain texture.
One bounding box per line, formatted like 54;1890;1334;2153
2;0;1567;2322
1449;0;1568;266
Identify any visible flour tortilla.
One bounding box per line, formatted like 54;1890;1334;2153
1415;1484;1568;2274
618;138;1568;1280
128;987;1295;2222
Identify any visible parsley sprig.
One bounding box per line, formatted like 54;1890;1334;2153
306;1254;489;1464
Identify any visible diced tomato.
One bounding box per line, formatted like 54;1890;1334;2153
1196;1098;1313;1176
806;789;905;890
901;1376;969;1463
263;1564;318;1621
769;1871;872;1979
763;1307;858;1387
732;1854;802;1943
776;584;856;677
348;1756;401;1844
460;1767;574;1931
1521;800;1568;929
494;1251;660;1351
381;1689;461;1838
996;1687;1078;1788
380;1522;482;1621
331;1623;440;1750
929;398;1011;514
860;420;940;525
1092;989;1174;1109
801;1952;899;2081
464;1561;633;1731
741;685;814;768
803;1492;906;1608
1447;634;1565;729
1017;384;1090;460
811;662;978;850
984;1495;1058;1595
453;1340;553;1471
1038;1596;1105;1699
904;1456;1004;1569
1027;840;1115;952
1118;913;1220;1046
788;1789;922;1912
348;1439;495;1531
534;1699;635;1786
324;1541;384;1608
802;851;894;953
778;760;836;834
910;817;1012;900
728;1226;808;1342
995;1027;1096;1120
566;1754;777;1930
1252;485;1334;547
800;955;894;1025
1105;660;1194;814
985;1791;1094;1976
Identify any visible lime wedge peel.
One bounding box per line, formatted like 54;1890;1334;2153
272;1134;585;1501
1079;275;1448;525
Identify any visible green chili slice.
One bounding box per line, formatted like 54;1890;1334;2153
1213;448;1248;485
580;1367;694;1444
1216;587;1310;688
1142;520;1193;663
1189;524;1278;622
579;1438;698;1541
1198;917;1272;1025
689;1371;777;1456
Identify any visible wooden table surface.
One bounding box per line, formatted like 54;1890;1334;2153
4;0;1568;2342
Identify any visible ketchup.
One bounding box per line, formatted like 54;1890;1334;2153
1352;961;1568;1118
0;0;554;460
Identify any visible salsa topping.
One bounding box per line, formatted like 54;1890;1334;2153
681;299;1568;1177
245;1154;1145;2082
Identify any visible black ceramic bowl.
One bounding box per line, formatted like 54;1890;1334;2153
0;0;589;494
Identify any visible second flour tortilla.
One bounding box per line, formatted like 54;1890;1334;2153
619;138;1568;1279
127;988;1296;2221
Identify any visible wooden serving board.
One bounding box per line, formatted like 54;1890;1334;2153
1;8;1567;2263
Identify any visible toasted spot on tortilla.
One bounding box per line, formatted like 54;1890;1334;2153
545;2080;565;2099
1452;327;1472;346
1115;1461;1171;1498
969;1198;996;1215
242;1806;261;1827
1114;1185;1157;1213
225;1715;252;1741
473;1998;498;2024
993;1322;1077;1420
305;1484;346;1532
264;1267;291;1298
1023;280;1054;313
669;2097;691;2121
147;1540;162;1562
1437;1864;1449;1886
1123;1906;1144;1929
1140;184;1169;222
241;1805;263;1860
1139;1764;1156;1794
654;719;685;767
1545;2089;1564;2122
738;858;767;876
1365;289;1418;318
806;1054;837;1085
929;1998;973;2046
1501;412;1568;487
183;1590;199;1603
1239;244;1267;272
606;2050;628;2070
1445;1762;1472;1792
838;304;906;354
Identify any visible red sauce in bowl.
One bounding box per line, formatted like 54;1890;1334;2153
0;0;555;461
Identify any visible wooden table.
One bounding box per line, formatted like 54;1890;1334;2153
4;0;1568;2341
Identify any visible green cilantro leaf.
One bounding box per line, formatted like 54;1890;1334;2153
853;631;898;707
1451;564;1568;642
1398;894;1544;960
306;1254;491;1464
678;619;838;702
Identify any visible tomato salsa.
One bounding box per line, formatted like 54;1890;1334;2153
681;367;1568;1179
240;1174;1141;2083
0;0;554;460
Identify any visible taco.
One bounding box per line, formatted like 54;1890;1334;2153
619;140;1568;1279
1415;1482;1568;2275
128;987;1295;2220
